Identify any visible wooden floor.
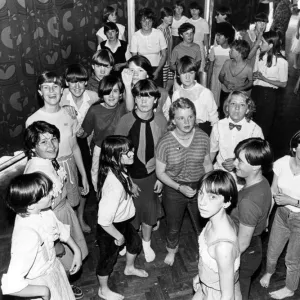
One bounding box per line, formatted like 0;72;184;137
2;14;300;300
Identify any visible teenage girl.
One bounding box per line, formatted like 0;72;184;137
96;135;148;300
1;172;81;300
193;170;242;300
251;30;288;139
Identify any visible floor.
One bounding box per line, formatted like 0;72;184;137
2;14;300;300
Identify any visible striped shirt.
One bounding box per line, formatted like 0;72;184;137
156;128;209;182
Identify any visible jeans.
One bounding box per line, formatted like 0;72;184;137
266;206;300;291
239;235;262;300
96;220;142;276
163;181;205;249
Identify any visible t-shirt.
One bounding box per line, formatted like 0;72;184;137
25;108;78;158
230;177;272;237
115;110;167;179
82;102;127;147
156;128;210;182
86;74;100;93
187;17;209;46
171;16;188;36
170;42;201;70
98;170;135;226
130;29;167;67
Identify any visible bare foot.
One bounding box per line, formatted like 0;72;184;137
124;267;148;277
98;287;124;300
269;287;294;299
164;252;176;266
260;273;272;288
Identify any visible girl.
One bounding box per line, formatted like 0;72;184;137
96;135;148;300
251;30;288;139
193;170;242;300
61;63;98;233
96;5;126;47
171;1;188;49
165;56;218;135
208;22;235;106
80;75;130;192
260;131;300;300
230;138;273;299
219;40;253;118
1;172;81;300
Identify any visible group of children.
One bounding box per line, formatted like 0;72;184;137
1;2;295;300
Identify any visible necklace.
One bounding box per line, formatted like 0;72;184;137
174;130;194;140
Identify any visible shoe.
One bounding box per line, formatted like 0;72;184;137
71;285;83;299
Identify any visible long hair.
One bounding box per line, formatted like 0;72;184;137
97;135;134;200
259;30;286;68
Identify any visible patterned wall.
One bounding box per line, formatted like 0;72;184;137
0;0;257;156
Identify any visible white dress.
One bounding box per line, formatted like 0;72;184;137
1;210;75;300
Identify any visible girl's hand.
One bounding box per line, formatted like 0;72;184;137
253;71;264;81
63;105;77;119
154;180;163;193
132;182;141;198
69;250;82;275
227;83;235;91
294;83;300;94
274;193;295;206
193;274;200;292
222;158;235;172
80;176;90;196
153;69;159;80
121;68;134;87
76;127;85;138
115;235;125;246
179;185;197;198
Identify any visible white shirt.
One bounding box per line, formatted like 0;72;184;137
253;51;288;89
165;81;218;125
98;171;135;226
1;210;70;294
274;155;300;212
130;29;167;66
171;15;188;36
187;17;209;46
96;23;126;41
210;117;264;169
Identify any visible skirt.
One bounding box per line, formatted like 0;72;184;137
131;172;161;228
54;198;88;271
27;258;75;300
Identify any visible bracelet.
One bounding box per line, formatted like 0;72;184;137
177;184;181;192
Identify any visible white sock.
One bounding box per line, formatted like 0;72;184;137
142;239;156;262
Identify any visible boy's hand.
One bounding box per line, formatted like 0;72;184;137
115;235;125;246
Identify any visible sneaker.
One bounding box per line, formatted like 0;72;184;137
71;285;83;299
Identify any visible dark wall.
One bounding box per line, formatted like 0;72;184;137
0;0;258;156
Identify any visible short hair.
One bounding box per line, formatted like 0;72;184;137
189;1;203;14
215;22;235;44
6;172;53;217
98;74;124;101
173;1;185;14
36;71;64;90
103;22;119;37
216;6;232;20
255;12;268;23
168;97;196;131
92;49;114;66
223;91;256;121
160;7;173;19
198;170;238;210
235;22;249;32
231;39;250;60
136;7;156;29
103;5;116;23
290;130;300;156
127;55;153;79
132;79;161;108
24;121;60;157
234;138;273;173
176;55;199;75
64;63;88;83
178;22;195;37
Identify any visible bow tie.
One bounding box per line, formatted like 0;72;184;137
52;159;60;171
229;122;242;131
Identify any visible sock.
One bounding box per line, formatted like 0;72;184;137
142;239;156;262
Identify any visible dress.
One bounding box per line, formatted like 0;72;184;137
208;45;230;106
24;157;88;271
194;221;242;300
1;210;75;300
